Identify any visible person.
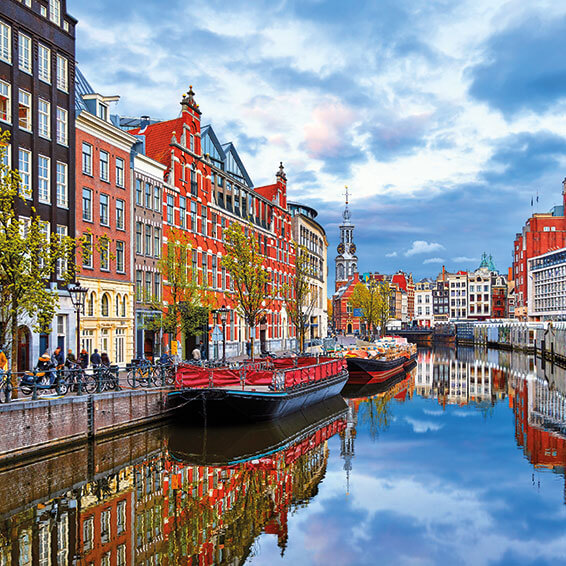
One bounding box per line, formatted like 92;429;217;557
159;350;171;365
191;347;201;361
90;348;102;368
52;346;64;368
0;347;8;373
37;351;56;384
79;349;89;369
100;352;110;367
65;349;76;367
246;341;251;357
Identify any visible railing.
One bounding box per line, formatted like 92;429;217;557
0;362;176;404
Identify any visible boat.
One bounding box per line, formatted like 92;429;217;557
342;365;414;399
168;396;348;466
168;356;348;423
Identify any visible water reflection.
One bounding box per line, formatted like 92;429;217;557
3;349;566;565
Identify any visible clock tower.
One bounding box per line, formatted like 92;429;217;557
335;187;358;290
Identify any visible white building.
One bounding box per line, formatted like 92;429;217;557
414;279;434;327
527;247;566;320
448;272;468;320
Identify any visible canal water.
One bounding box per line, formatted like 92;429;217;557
1;347;566;565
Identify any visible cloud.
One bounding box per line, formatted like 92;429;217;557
385;251;398;258
405;418;444;433
452;256;479;263
423;257;445;264
405;240;445;257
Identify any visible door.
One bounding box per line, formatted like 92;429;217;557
17;326;31;372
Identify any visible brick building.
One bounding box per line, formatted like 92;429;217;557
512;179;566;319
75;69;136;364
1;0;77;368
129;88;296;358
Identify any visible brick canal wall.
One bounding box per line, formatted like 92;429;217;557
0;423;167;518
0;388;173;462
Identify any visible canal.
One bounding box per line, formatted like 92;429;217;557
1;347;566;565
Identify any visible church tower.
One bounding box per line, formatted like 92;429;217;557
335;187;358;291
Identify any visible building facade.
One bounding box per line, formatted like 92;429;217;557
448;271;468;320
289;202;328;341
1;0;76;368
414;279;433;327
527;247;566;320
75;69;136;364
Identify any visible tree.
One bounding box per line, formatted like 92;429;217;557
284;244;317;353
0;131;76;379
222;222;271;359
349;279;391;337
146;227;211;354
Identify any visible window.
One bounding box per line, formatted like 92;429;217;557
38;155;50;202
56;54;68;91
116;241;125;273
154;227;161;258
191;169;197;196
136;179;143;205
38;44;51;83
0;21;10;64
56;107;67;145
38;99;50;138
179;196;186;228
54;162;67;207
154;273;161;301
18;33;31;73
190;201;197;231
136;222;142;254
40;4;47;16
100;194;109;226
153;185;160;210
100;241;109;271
97;103;107;121
202;253;208;286
82;232;92;268
18;148;31;198
167;195;174;224
100;509;110;543
18;90;31;130
145;182;151;208
211;213;217;239
49;0;61;25
201;206;207;236
116;199;125;230
82;143;92;175
136;271;143;301
100;150;109;181
145;225;152;256
122;296;127;317
0;80;10;122
145;272;152;301
83;518;94;553
116;158;124;187
212;255;217;289
56;225;67;278
82;188;92;221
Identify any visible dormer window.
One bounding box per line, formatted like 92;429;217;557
98;103;108;121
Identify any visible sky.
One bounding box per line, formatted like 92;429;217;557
69;0;566;284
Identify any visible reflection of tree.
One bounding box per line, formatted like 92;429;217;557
358;393;394;441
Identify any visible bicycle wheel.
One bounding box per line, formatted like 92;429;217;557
81;374;97;394
127;369;137;387
56;379;70;396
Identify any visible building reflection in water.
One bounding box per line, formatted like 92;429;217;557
0;405;347;565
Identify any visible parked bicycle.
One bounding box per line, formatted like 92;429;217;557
126;359;159;388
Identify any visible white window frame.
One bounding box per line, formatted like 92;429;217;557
18;90;32;131
116;199;125;230
18;148;31;198
0;143;10;181
82;142;92;175
115;157;124;187
0;21;11;64
100;193;109;226
56;161;68;208
82;188;92;222
49;0;61;26
38;154;50;203
116;241;125;273
38;98;50;139
56;107;67;145
82;232;93;268
0;80;10;123
56;225;67;279
100;150;109;181
18;33;31;74
38;44;51;83
56;54;68;92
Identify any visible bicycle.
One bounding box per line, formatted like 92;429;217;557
62;364;97;394
126;360;159;388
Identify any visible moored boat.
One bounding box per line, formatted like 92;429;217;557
168;357;348;423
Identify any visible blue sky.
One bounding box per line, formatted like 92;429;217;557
69;0;566;283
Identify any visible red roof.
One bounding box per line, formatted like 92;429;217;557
129;117;185;166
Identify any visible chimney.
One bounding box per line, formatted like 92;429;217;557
140;115;150;130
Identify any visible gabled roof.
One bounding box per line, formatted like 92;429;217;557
75;67;95;113
222;142;254;188
201;124;226;164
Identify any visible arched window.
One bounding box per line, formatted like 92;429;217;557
115;294;121;317
87;292;95;317
122;296;127;317
101;293;110;317
337;263;344;280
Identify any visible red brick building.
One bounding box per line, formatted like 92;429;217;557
129;88;296;358
75;70;137;363
332;272;364;334
512;180;566;318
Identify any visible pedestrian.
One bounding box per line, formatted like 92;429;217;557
52;346;64;367
0;347;8;373
246;341;251;357
159;349;171;365
191;346;201;361
90;348;102;368
65;349;76;367
79;349;89;369
100;352;110;367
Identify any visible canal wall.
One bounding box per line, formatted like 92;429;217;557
0;387;174;462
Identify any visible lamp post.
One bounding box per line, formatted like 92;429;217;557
218;305;229;365
68;283;88;358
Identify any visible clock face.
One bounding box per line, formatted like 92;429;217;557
337;243;345;254
349;244;357;254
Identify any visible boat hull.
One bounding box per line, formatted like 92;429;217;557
346;353;417;385
168;371;348;423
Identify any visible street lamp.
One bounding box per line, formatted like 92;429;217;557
218;305;229;365
68;283;88;357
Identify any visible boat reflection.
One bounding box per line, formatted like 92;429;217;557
0;400;348;565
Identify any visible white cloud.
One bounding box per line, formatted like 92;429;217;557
405;241;445;256
424;257;445;264
453;256;479;263
405;417;444;433
385;251;398;257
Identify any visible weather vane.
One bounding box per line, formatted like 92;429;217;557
345;185;349;205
